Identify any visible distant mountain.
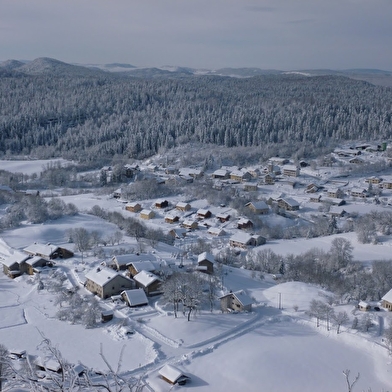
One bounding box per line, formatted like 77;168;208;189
0;59;25;70
16;57;106;77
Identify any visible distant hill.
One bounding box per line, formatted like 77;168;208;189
0;59;25;70
14;57;106;77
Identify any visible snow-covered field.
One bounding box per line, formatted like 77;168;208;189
0;159;392;391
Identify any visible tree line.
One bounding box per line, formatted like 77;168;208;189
1;71;391;162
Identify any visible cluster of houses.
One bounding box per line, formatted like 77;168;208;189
1;243;74;279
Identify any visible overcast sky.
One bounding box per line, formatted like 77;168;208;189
1;0;391;70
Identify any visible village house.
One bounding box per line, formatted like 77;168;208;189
182;220;198;230
127;258;158;277
277;198;300;211
2;252;32;278
381;288;392;311
365;176;382;185
159;364;190;386
121;289;149;307
327;188;345;199
133;270;162;296
207;227;225;236
237;218;253;230
309;194;322;203
125;202;142;213
382;178;392;189
113;188;122;199
306;183;320;194
23;243;74;260
165;214;180;224
350;188;368;199
282;164;300;177
197;252;214;274
140;209;155;220
197;209;212;219
263;173;276;185
328;206;347;218
229;232;266;248
246;201;269;215
168;227;187;239
123;163;139;178
243;182;258;192
179;167;203;179
230;170;252;182
85;267;135;299
211;168;230;179
247;167;261;178
175;202;191;211
216;212;230;223
358;301;371;311
220;290;253;312
155;199;169;209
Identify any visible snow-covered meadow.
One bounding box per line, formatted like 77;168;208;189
0;159;392;391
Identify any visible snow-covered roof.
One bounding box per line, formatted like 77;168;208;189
128;260;157;272
247;201;268;210
2;251;31;267
85;267;131;287
279;197;300;207
230;232;252;244
23;243;59;256
198;252;215;264
159;364;189;384
133;270;161;287
122;289;148;306
197;208;211;215
207;227;225;235
176;201;190;208
220;290;253;307
382;288;392;303
113;254;157;267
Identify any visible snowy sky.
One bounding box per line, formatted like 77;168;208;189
1;0;391;70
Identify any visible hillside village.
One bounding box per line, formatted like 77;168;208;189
1;142;392;391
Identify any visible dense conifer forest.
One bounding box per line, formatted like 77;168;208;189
1;63;391;162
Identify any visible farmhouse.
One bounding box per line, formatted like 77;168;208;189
133;270;162;296
327;188;344;199
216;212;230;222
127;258;158;277
229;232;266;248
168;227;187;239
211;169;230;179
220;290;253;312
230;170;252;182
350;188;368;198
197;252;214;274
2;252;32;278
140;209;155;220
237;218;253;230
182;220;198;230
282;164;300;177
125;202;142;213
381;288;392;311
197;209;212;219
85;267;135;299
179;167;203;179
165;214;180;224
246;201;269;215
159;364;190;386
175;202;191;211
243;182;258;192
121;289;149;307
263;173;276;185
23;243;74;259
155;199;169;208
207;227;225;236
277;198;300;211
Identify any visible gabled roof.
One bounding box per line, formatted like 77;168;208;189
198;252;214;264
246;201;269;210
113;253;157;268
382;288;392;303
159;364;189;385
220;290;253;307
278;197;300;207
133;270;161;287
85;267;132;287
197;208;211;215
128;260;157;273
23;243;59;256
2;251;31;267
230;232;253;245
121;289;148;306
176;201;191;208
238;217;252;225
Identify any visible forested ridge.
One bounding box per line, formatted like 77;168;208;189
1;69;392;162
